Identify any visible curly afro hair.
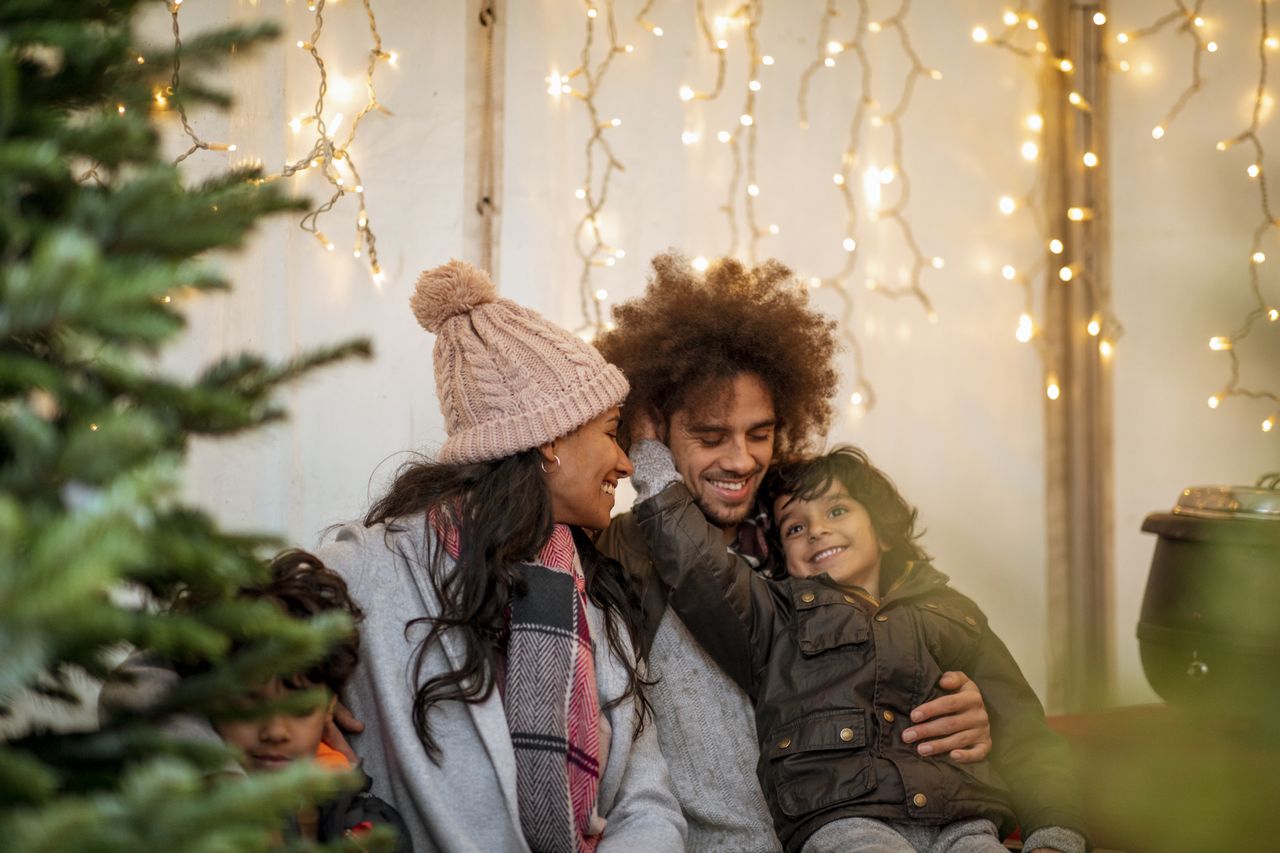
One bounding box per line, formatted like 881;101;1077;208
597;252;840;458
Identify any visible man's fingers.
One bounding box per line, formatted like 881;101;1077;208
948;742;993;764
333;699;364;733
936;670;973;692
322;719;360;765
911;726;984;756
903;708;986;744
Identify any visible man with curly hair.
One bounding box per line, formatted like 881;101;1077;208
596;253;995;852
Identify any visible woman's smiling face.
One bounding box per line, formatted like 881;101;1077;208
774;483;888;594
543;407;634;530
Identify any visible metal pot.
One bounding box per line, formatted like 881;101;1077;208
1138;474;1280;717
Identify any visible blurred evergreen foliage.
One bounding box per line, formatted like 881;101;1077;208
0;1;376;849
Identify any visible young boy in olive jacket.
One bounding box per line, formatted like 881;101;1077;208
630;442;1089;853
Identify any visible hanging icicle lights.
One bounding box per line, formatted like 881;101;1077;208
553;1;630;339
1114;2;1279;431
163;0;394;287
977;2;1122;403
794;0;943;412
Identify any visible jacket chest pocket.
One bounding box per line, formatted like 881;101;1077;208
763;709;877;818
918;601;983;671
794;590;871;656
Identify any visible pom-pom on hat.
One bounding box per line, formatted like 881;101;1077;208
412;260;630;465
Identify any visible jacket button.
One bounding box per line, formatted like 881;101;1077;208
800;592;815;604
912;793;928;808
778;737;792;749
875;614;889;622
964;616;978;626
882;710;895;723
839;727;855;742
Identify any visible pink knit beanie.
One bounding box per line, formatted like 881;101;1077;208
411;260;630;465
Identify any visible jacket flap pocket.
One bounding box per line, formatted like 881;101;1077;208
919;599;984;633
764;708;867;759
796;598;870;655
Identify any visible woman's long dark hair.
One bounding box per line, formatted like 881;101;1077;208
364;448;651;760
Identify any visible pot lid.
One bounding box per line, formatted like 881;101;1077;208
1173;473;1280;520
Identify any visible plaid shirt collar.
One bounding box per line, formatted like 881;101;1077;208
729;499;773;568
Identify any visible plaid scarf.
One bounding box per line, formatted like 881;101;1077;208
435;516;602;853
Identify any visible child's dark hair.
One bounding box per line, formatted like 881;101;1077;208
762;446;929;577
239;549;364;695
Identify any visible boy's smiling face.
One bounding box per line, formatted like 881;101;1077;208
774;483;889;595
214;677;335;772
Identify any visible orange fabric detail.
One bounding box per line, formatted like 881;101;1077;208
314;741;352;771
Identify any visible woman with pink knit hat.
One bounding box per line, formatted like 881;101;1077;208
316;260;685;852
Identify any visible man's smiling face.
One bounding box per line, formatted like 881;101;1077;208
667;372;776;534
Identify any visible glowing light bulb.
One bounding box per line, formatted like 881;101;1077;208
1082;151;1099;167
1248;164;1261;178
850;391;864;406
972;27;989;44
1193;16;1204;28
1026;18;1040;31
768;224;780;235
833;173;845;186
1208;395;1220;409
717;130;731;143
1267;37;1279;50
610;118;621;127
586;7;597;18
653;26;663;36
1209;336;1232;351
1003;11;1019;26
1152;125;1165;139
748;79;761;92
868;21;883;33
747;183;760;196
679;85;695;102
1207;41;1218;53
1058;266;1074;282
692;256;709;271
1059;58;1074;73
1087;316;1101;336
1093;12;1107;25
575;188;587;200
1002;265;1017;280
116;103;126;114
999;196;1017;215
762;55;775;65
716;39;729;50
1263;416;1277;432
1117;32;1130;44
1099;340;1114;358
1016;314;1034;343
595;288;608;301
1253;252;1267;264
827;41;844;55
931;257;945;270
809;277;822;288
738;113;754;127
1269;308;1279;322
1021;141;1039;160
824;57;836;68
1026;113;1044;131
1049;238;1064;254
1068;92;1084;107
842;237;857;252
1046;376;1061;400
289;116;303;133
681;131;699;145
1067;207;1092;221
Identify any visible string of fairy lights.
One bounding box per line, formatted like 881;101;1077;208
159;0;393;287
795;0;941;411
1113;1;1279;433
975;2;1122;405
554;1;941;414
549;1;631;337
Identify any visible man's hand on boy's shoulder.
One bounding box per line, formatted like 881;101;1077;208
324;699;364;765
901;671;992;763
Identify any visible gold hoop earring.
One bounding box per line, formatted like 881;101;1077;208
540;454;561;474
